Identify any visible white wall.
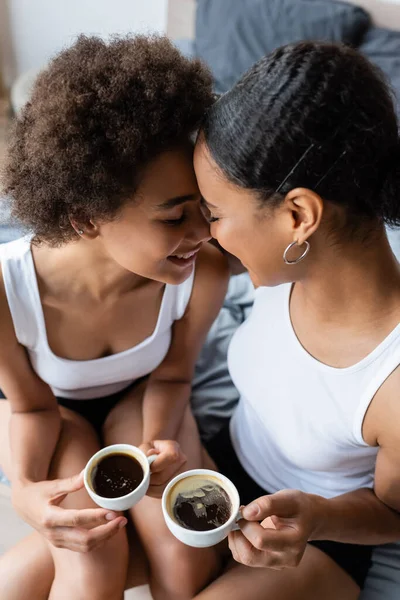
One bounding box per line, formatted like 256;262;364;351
354;0;400;28
0;0;168;87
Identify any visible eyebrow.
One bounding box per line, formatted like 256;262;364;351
200;197;218;210
156;194;198;210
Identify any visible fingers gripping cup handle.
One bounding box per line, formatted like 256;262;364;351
231;509;243;532
147;454;157;468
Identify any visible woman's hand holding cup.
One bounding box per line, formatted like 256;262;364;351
140;440;187;498
229;489;319;569
12;473;127;553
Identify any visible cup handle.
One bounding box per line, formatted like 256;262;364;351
231;509;243;532
147;454;157;469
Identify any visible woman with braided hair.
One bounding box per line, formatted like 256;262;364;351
194;42;400;600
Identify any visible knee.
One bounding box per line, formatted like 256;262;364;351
54;532;129;600
49;411;100;482
102;408;122;445
70;574;125;600
60;411;99;450
102;407;142;447
149;542;219;600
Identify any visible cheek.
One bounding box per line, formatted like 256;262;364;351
105;223;180;263
212;219;250;257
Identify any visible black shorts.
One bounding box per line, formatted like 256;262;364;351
205;424;374;589
0;383;139;438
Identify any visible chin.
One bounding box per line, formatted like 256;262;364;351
156;265;194;286
248;268;280;288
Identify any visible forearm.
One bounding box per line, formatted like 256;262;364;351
142;379;191;442
10;408;62;484
311;487;400;545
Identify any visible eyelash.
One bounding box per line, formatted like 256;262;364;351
200;198;220;223
163;204;220;226
163;214;187;226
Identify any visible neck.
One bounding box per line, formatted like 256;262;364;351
295;226;400;327
33;239;147;301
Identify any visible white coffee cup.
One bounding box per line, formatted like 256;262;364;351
162;468;241;548
84;444;156;511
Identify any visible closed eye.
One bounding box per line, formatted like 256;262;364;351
163;214;187;226
200;197;220;223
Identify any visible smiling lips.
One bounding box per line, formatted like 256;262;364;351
168;248;200;268
172;250;198;260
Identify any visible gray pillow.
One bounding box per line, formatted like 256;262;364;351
195;0;371;92
360;27;400;116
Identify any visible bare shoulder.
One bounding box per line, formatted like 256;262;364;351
193;241;230;291
368;365;400;509
364;365;400;446
182;242;229;325
155;244;230;378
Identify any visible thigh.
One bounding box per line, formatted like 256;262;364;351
103;386;220;595
196;543;360;600
101;378;147;446
0;399;101;492
0;398;102;477
44;407;129;586
1;400;130;596
0;532;54;600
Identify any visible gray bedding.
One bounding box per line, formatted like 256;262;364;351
195;0;370;93
194;0;400;115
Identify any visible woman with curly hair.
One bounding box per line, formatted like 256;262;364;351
0;35;228;599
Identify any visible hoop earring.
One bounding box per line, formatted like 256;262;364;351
283;240;310;265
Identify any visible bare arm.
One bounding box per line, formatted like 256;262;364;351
0;268;61;484
142;243;230;442
310;365;400;545
310;489;400;545
0;267;126;551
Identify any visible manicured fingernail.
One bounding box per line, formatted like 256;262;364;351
105;512;117;521
119;518;128;528
243;503;260;518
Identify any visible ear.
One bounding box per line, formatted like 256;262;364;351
69;217;100;240
283;187;323;244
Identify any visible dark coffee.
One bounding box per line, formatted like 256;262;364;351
91;453;143;498
172;477;232;531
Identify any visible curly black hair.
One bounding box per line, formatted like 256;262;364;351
203;42;400;229
2;35;213;245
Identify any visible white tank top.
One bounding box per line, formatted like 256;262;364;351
0;237;195;400
229;283;400;499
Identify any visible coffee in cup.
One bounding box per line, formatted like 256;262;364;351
162;469;241;548
169;474;232;531
84;444;156;511
91;452;144;498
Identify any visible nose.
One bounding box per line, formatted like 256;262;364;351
188;206;212;244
